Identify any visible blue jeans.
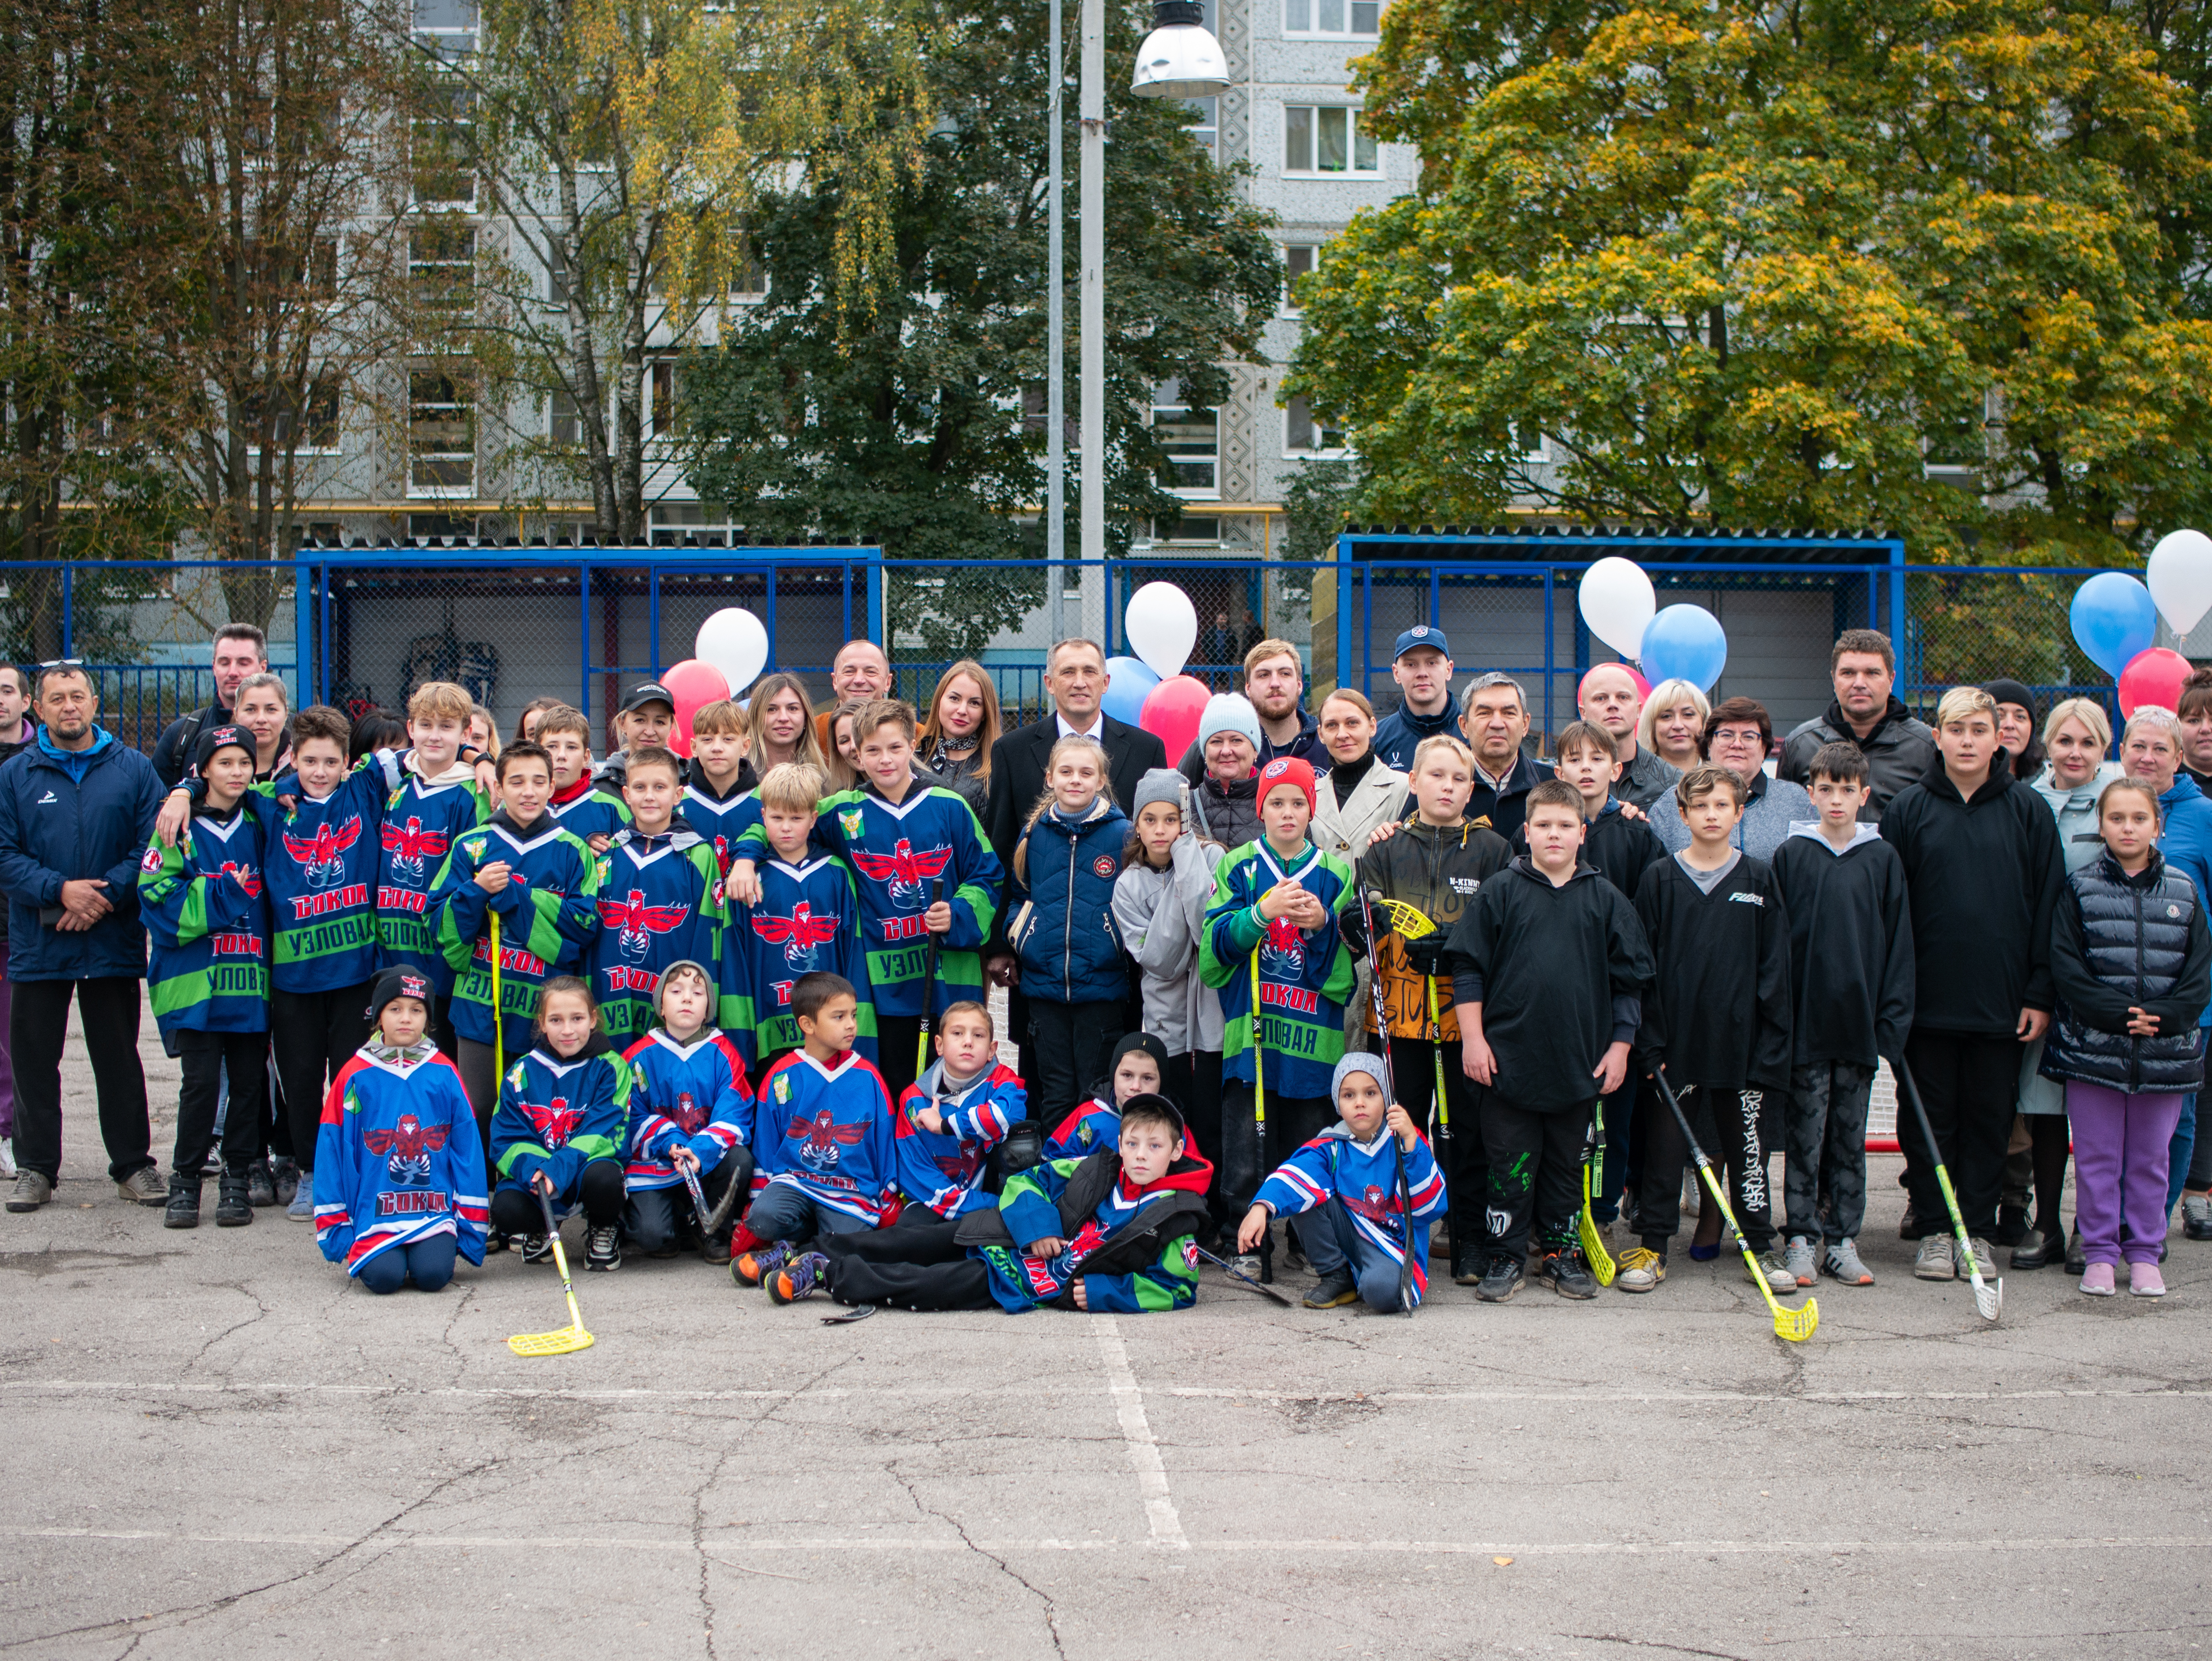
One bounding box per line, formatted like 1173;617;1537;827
743;1180;873;1246
356;1234;458;1295
1289;1196;1428;1311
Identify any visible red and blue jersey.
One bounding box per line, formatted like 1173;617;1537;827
751;1047;898;1224
313;1040;489;1276
619;1027;752;1189
588;827;724;1043
892;1059;1024;1216
376;764;490;993
1255;1124;1447;1304
138;806;271;1038
487;1037;632;1202
725;853;870;1068
250;764;387;994
1043;1096;1120;1162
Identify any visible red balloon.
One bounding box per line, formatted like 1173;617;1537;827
660;658;731;757
1139;674;1211;763
2118;646;2193;718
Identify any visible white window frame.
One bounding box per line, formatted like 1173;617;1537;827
407;367;475;498
1282;241;1322;314
1283;104;1382;177
1150;390;1220;498
1283;0;1381;38
1283;395;1348;459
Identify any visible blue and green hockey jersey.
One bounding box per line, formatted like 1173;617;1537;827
138;805;271;1038
587;826;724;1044
432;813;600;1052
724;853;870;1067
1199;837;1357;1098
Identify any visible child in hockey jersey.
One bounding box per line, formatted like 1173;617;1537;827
488;977;633;1271
314;967;489;1293
537;704;633;852
1005;734;1130;1119
680;700;758;875
434;743;602;1138
140;723;273;1230
1240;1052;1446;1312
619;961;753;1260
589;746;723;1044
1112;769;1226;1162
1199;756;1356;1268
1046;1031;1168;1161
1631;765;1795;1296
771;1094;1213;1314
375;681;492;1056
730;973;899;1288
725;762;868;1069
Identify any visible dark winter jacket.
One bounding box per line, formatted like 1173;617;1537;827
1613;745;1684;814
1345;813;1510;1041
1467;754;1551;846
0;729;164;981
2042;849;2212;1094
1778;696;1937;820
1514;798;1666;901
1770;823;1915;1068
1371;701;1460;771
1880;755;2066;1036
153;700;232;791
1177;707;1325;783
922;741;989;814
1634;853;1794;1091
1187;771;1261;853
1446;857;1654;1111
0;718;33;945
1006;797;1131;1005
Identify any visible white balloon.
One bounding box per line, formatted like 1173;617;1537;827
694;608;769;697
1577;556;1656;659
1124;582;1199;679
2148;529;2212;639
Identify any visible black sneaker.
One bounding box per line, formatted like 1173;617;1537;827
163;1173;202;1230
245;1162;277;1208
1536;1248;1598;1300
2065;1228;2087;1276
1474;1254;1524;1302
215;1167;254;1228
1303;1268;1358;1309
521;1232;552;1264
269;1156;300;1207
585;1223;621;1272
1451;1251;1481;1286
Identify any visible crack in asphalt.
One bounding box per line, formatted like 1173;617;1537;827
891;1465;1066;1659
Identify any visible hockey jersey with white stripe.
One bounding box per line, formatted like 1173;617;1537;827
619;1027;752;1188
314;1040;489;1275
751;1047;898;1223
891;1059;1024;1215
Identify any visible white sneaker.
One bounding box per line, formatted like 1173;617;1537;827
0;1140;15;1180
1783;1236;1817;1287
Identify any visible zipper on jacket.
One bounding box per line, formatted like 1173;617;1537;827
2132;883;2147;1093
1063;829;1077;994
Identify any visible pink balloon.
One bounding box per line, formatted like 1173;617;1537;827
1139;674;1211;763
660;658;730;757
2118;646;2193;718
1578;662;1651;704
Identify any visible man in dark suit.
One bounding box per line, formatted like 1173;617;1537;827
983;638;1167;1104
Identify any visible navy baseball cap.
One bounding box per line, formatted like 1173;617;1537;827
1392;625;1452;661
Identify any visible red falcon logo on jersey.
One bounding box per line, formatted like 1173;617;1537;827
218;861;264;898
381;816;451;884
850;838;954;908
362;1112;450;1184
1260;912;1305;974
671;1090;705;1134
1342;1183;1402;1226
524;1097;583;1149
598;889;691;961
751;900;842;967
787;1106;867;1168
282;815;363;889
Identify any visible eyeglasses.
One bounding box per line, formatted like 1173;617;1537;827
37;658;84;670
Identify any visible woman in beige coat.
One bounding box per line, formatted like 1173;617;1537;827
1311;688;1409;1049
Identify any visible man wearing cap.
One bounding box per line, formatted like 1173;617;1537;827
1460;673;1549;844
594;680;676;793
0;661;166;1212
1578;663;1680;810
1373;626;1459;770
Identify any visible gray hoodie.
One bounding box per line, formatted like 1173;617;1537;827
1110;828;1226;1056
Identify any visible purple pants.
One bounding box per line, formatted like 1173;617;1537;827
2065;1081;2184;1266
0;965;16;1138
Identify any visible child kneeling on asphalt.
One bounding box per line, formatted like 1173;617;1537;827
1239;1052;1446;1312
619;960;754;1262
730;973;898;1288
487;977;633;1271
314;967;489;1293
768;1094;1213;1313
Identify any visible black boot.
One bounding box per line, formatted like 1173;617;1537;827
164;1172;202;1230
215;1167;254;1227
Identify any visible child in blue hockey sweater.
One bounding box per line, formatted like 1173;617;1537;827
375;680;492;1055
771;1094;1213;1313
724;762;869;1069
1239;1051;1447;1313
589;746;724;1044
140;723;272;1231
679;700;756;875
487;977;634;1272
314;967;489;1293
1045;1032;1169;1161
619;960;754;1261
730;972;899;1288
538;705;633;851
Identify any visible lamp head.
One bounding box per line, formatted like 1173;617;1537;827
1132;0;1230;98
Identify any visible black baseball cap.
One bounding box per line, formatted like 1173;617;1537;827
619;681;676;715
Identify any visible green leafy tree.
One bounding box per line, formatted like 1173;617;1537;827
1287;0;2212;563
677;0;1281;659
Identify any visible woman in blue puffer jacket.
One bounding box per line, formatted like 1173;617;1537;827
1006;735;1132;1122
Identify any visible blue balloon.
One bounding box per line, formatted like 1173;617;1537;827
1639;603;1728;691
2069;570;2158;677
1102;655;1161;726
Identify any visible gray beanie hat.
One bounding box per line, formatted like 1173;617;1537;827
1132;767;1185;817
1196;692;1262;752
1331;1051;1389;1104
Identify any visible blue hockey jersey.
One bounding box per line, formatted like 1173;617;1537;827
314;1039;489;1276
377;763;490;993
432;813;601;1052
891;1059;1024;1216
253;763;388;993
547;777;632;846
619;1027;752;1189
725;853;871;1067
588;827;724;1044
751;1047;898;1224
1255;1124;1447;1305
488;1037;633;1201
977;1149;1215;1313
139;805;271;1038
1043;1096;1120;1162
680;780;758;879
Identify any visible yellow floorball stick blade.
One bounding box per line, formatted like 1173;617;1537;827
508;1324;595;1357
1370;897;1438;939
1772;1296;1818;1344
1578;1208;1615;1286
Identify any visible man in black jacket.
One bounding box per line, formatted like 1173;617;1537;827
1880;686;2063;1280
983;640;1167;1093
1777;629;1936;819
151;624;268;789
1460;674;1550;844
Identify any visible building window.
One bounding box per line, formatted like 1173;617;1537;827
649;359;684;436
408;368;474;495
1284;105;1379;176
1283;242;1322;312
1182;97;1217;162
1151;385;1218;495
410;82;476;206
409;224;475;314
1284;396;1346;457
1284;0;1380;33
1150;515;1221;545
243;371;341;453
650;504;736;546
1515;420;1548;462
305;237;339;300
549;388;581;446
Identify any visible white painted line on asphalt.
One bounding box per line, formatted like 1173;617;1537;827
1089;1314;1189;1551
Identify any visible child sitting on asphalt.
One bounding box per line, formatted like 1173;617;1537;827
1238;1052;1446;1312
487;977;633;1272
313;967;489;1293
731;972;899;1288
619;960;754;1262
767;1093;1213;1313
1046;1032;1170;1161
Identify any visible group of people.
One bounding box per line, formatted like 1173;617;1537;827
2;615;2207;1317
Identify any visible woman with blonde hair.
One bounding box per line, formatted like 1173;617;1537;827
1638;679;1712;773
918;659;1001;813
